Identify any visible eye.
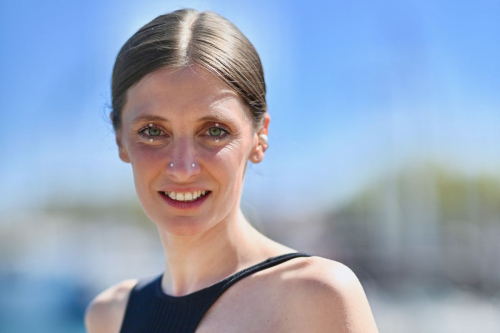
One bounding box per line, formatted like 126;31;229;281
208;127;223;137
204;125;230;142
148;127;162;136
138;124;165;141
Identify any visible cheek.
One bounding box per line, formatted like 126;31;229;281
126;137;250;192
225;143;246;171
211;140;248;188
129;145;166;185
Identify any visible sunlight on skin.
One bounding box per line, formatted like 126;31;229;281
117;65;269;238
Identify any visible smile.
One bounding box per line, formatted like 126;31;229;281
164;190;210;202
159;190;212;210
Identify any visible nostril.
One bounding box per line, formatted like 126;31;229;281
165;160;201;180
167;162;198;168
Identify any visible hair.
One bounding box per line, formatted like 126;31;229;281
111;9;267;132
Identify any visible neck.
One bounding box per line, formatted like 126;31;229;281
157;208;269;297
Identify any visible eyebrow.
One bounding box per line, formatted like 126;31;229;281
197;114;239;125
131;113;239;126
131;115;170;124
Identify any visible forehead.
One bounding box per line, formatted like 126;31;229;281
122;66;252;124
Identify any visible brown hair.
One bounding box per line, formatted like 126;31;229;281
111;9;267;131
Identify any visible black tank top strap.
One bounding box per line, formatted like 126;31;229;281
218;252;312;295
184;252;311;332
119;252;311;333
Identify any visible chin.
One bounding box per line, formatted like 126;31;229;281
153;215;217;237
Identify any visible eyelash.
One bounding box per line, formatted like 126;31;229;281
137;125;164;141
137;124;231;142
205;126;230;141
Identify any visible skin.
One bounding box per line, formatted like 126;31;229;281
85;65;379;332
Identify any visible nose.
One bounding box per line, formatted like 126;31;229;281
165;137;201;181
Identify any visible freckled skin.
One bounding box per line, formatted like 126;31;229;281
117;66;263;236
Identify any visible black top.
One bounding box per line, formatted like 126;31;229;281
119;252;311;333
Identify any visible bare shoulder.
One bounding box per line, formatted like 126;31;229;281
283;256;379;333
84;279;138;333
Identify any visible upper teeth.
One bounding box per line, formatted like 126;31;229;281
165;190;207;201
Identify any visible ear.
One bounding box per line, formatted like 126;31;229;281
111;113;130;163
116;133;131;163
249;113;270;164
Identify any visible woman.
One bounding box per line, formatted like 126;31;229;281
85;9;379;333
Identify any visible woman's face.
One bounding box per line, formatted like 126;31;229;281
116;66;268;236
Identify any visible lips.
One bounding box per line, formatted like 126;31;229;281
159;191;211;209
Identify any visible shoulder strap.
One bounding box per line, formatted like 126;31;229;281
219;252;311;293
120;252;312;333
186;252;311;331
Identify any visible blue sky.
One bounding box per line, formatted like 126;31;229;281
1;0;499;216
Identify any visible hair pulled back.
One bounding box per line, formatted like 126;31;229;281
111;9;267;131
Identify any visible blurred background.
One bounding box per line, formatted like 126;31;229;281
1;0;499;332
